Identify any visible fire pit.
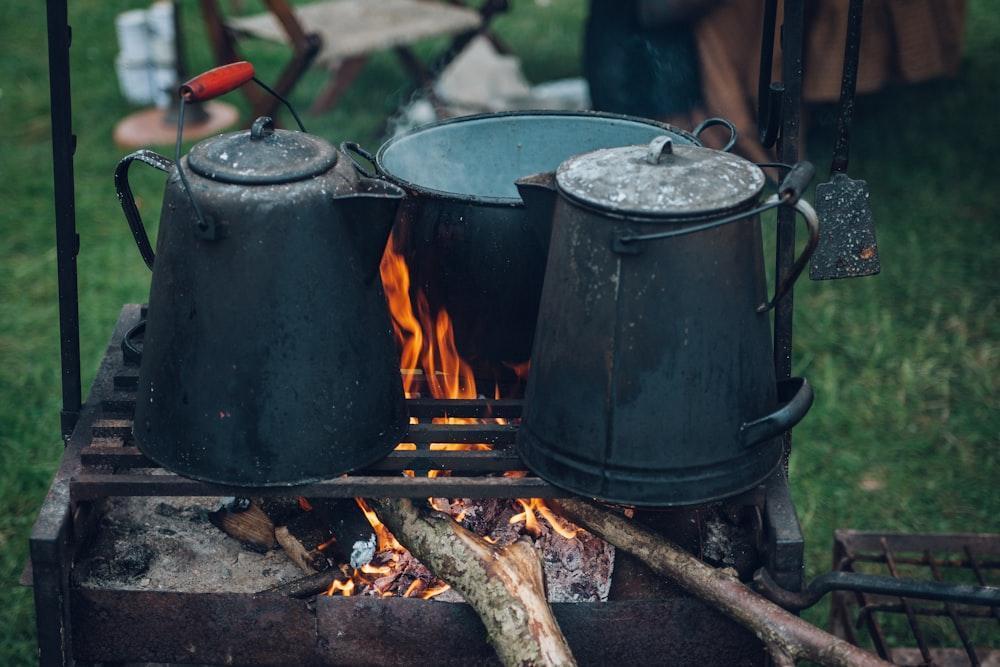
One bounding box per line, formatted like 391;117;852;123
29;304;804;665
31;0;831;663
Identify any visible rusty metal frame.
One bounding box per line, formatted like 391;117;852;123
31;305;802;667
70;590;764;665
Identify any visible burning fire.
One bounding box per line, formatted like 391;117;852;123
325;238;577;599
510;498;579;539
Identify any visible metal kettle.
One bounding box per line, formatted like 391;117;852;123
515;135;818;506
114;63;407;487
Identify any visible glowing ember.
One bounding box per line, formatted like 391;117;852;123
421;582;451;600
403;579;425;598
315;535;337;552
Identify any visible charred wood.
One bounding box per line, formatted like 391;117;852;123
308;498;378;568
261;569;341;599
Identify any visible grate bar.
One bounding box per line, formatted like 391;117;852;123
855;602;998;623
406;398;522;419
90;418;518;445
80;444;524;473
926;549;980;665
406;423;516;444
842;542;892;659
965;546;1000;628
849;553;1000;570
881;537;934;664
70;472;566;501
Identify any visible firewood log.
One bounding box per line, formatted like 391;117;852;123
208;499;275;552
371;498;577;667
550;498;887;667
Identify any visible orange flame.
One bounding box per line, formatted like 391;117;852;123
355;497;403;553
510;498;579;539
327;237;578;600
326;578;355;597
380;239;423;396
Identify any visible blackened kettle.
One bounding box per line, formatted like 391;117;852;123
114;63;407;487
515;135;818;505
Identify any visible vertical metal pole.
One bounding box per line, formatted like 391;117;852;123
46;0;82;439
774;0;804;455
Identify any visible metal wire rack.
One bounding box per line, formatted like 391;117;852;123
829;530;1000;665
70;304;566;501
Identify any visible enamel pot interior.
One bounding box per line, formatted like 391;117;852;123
375;112;700;368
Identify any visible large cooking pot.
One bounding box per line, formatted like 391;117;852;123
515;135;818;505
114;63;407;487
345;112;730;365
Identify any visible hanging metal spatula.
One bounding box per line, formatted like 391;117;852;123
809;0;880;280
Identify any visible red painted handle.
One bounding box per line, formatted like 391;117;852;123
179;61;255;102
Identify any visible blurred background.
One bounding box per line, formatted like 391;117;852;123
0;0;997;663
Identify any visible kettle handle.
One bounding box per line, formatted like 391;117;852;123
114;150;175;270
740;377;814;448
179;61;255;102
341;142;384;179
692;117;738;152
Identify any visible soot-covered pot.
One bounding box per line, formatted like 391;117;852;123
114;63;407;487
515;135;819;505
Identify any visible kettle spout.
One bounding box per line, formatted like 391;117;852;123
333;177;405;284
516;171;558;250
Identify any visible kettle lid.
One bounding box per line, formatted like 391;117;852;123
555;136;765;218
187;117;338;185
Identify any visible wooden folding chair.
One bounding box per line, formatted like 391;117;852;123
199;0;509;119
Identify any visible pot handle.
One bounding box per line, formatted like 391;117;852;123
692;117;738;152
740;377;814;448
114;149;175;270
341;142;384;179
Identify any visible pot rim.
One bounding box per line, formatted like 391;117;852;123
374;110;701;207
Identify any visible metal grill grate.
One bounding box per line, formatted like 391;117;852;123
829;530;1000;665
70;305;567;501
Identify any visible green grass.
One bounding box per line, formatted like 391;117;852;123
1;0;997;663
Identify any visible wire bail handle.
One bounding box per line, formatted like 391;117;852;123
174;62;307;239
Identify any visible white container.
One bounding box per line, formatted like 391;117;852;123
115;9;151;63
115;3;177;107
146;1;175;66
151;65;178;108
115;54;156;105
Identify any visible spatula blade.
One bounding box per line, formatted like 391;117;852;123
809;172;880;280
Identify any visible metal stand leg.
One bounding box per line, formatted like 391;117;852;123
774;0;805;461
45;0;81;440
